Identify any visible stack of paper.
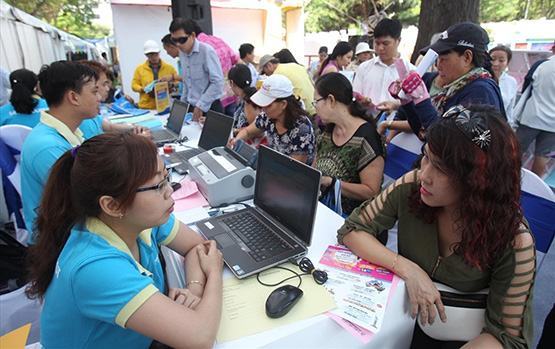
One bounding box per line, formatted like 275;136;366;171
217;265;336;343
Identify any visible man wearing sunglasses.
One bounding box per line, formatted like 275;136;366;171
169;18;224;121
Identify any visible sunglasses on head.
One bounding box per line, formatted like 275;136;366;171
171;36;189;45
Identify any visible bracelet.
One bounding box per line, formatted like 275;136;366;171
186;280;204;288
391;254;399;272
386;119;394;129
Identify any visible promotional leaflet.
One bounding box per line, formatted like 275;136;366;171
319;245;398;335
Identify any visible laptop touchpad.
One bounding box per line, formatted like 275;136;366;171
214;234;235;248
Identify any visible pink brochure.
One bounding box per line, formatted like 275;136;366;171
319;245;394;282
172;180;208;211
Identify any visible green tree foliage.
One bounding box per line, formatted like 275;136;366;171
5;0;110;38
305;0;421;33
480;0;555;21
306;0;554;33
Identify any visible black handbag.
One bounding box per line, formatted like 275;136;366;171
0;225;28;295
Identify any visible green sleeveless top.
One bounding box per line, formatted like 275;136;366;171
337;170;535;348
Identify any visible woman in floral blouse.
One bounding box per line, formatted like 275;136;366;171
230;74;315;165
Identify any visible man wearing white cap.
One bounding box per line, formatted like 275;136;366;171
230;74;315;165
131;40;177;109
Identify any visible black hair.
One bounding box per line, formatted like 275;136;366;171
38;61;98;107
273;49;299;64
243;87;258;105
318;46;328;54
161;34;174;46
169;18;199;35
318;41;352;76
9;69;39;114
277;95;309;130
489;45;512;63
228;64;252;89
451;46;495;78
239;43;255;59
374;18;402;39
315;73;373;132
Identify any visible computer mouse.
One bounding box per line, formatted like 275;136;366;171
265;285;304;318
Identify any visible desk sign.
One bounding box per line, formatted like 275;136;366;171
155;81;170;114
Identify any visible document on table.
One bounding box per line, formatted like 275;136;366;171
318;245;398;334
217;264;336;343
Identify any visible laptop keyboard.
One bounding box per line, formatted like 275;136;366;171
152;129;175;141
168;148;202;162
221;212;293;262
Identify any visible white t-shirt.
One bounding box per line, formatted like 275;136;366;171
499;72;518;124
520;56;555;132
247;62;259;87
352;56;415;106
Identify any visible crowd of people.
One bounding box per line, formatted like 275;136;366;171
0;15;554;349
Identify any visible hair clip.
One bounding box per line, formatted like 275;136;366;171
442;105;490;151
70;145;81;158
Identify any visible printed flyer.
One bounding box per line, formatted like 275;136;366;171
319;245;397;334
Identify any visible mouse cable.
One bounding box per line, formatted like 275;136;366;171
256;266;309;289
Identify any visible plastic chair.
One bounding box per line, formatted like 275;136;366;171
0;284;42;345
383;132;423;187
520;168;555;265
0;125;32;194
0;125;32;152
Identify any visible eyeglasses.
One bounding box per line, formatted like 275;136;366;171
136;174;171;194
311;96;326;108
171;36;189;45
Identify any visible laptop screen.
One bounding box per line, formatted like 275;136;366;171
167;101;189;134
254;146;321;246
198;110;234;150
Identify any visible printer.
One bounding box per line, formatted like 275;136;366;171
188;146;256;207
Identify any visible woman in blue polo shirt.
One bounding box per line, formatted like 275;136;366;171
26;132;223;348
0;69;48;127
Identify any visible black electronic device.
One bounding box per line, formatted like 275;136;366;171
265;285;304;319
171;0;213;35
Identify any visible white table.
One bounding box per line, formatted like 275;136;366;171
162;123;416;348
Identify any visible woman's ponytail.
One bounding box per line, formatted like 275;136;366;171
26;151;77;299
9;69;39;114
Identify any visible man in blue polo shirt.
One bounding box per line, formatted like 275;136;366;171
169;18;224;121
21;61;101;240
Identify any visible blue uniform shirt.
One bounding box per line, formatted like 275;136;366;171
0;98;48;127
79;115;104;139
41;215;179;348
21;112;101;239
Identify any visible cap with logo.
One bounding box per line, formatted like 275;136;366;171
420;22;489;55
250;74;293;107
355;42;373;55
144;40;161;55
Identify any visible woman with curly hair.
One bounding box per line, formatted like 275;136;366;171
338;105;535;348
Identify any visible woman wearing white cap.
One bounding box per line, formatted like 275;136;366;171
351;42;374;71
131;40;177;109
229;74;315;165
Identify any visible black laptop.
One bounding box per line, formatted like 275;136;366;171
195;145;322;278
151;100;188;145
165;110;234;174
